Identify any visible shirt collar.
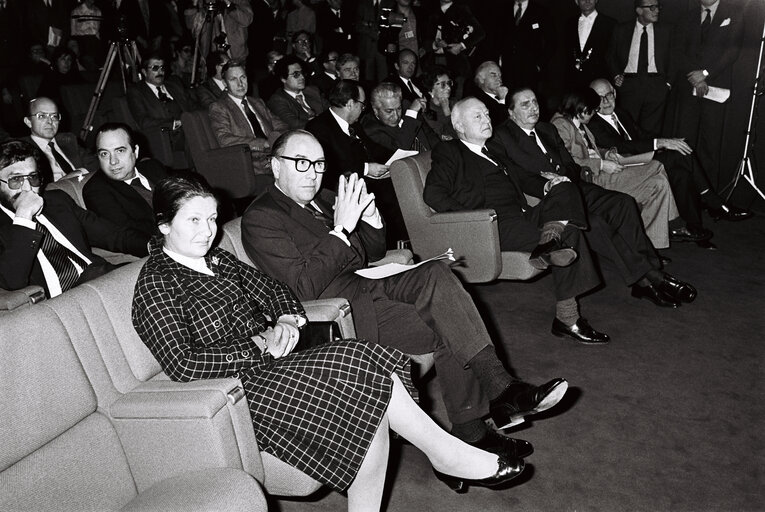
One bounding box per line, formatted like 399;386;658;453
121;168;149;187
229;93;247;105
580;10;598;20
330;108;351;135
212;77;226;90
162;246;213;275
30;134;54;149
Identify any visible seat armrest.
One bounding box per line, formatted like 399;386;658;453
429;209;497;224
302;297;356;339
0;285;46;310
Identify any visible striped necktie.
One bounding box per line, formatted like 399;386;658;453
36;221;89;293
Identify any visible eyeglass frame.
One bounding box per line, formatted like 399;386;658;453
29;112;62;122
638;4;660;11
287;70;304;79
598;91;616;101
433;79;454;89
276;155;326;173
146;64;168;72
0;173;42;190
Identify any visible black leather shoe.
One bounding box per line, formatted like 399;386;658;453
706;204;753;222
433;453;525;493
489;378;568;430
529;239;577;270
669;226;712;243
466;430;534;459
695;239;718;250
658;274;697;303
551;317;610;345
631;283;680;308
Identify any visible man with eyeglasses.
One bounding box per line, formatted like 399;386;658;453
310;50;340;98
606;0;670;137
267;56;328;130
243;129;569;455
22;97;96;183
0;140;148;298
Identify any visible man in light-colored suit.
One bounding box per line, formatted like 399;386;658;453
208;60;288;182
267;56;327;130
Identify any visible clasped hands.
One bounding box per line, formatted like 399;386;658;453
687;70;709;97
259;316;301;359
333;174;377;234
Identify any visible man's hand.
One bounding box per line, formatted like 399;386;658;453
694;82;709;98
601;160;624;174
366;162;390;179
409;98;427;113
657;138;693;155
13;191;44;220
334;174;375;232
172;119;182;130
687;70;706;87
261;323;299;359
614;74;625;87
447;43;464;55
496;85;509;101
251;139;271;152
434;39;448;49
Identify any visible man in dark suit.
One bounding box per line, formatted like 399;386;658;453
425;96;609;344
83;123;169;239
491;88;698;312
23;97;97;184
588;79;751;230
305;80;407;247
669;0;744;193
565;0;616;89
21;0;69;51
315;0;354;54
606;0;672;137
353;0;390;82
471;61;510;127
362;82;440;153
196;51;229;109
267;56;328;130
310;51;340;99
498;0;555;93
386;49;426;107
0;140;148;298
242;128;569;450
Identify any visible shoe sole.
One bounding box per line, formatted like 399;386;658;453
495;381;569;430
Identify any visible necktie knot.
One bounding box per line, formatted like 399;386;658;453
48;140;75;175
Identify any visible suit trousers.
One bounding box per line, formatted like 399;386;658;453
619;74;669;137
673;93;726;191
497;181;600;301
578;182;658;286
654;150;704;229
367;261;493;424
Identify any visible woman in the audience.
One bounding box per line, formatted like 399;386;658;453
551;87;678;249
421;66;458;141
132;174;524;511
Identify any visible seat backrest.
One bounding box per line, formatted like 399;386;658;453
218;217;255;267
45;171;96;209
112;96;139;130
0;305;138;511
182;110;221;155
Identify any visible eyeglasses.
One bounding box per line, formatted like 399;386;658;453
355;99;366;109
147;64;167;71
296;39;311;45
288;70;304;78
639;4;660;11
0;173;41;190
434;80;453;89
599;91;616;101
30;112;62;122
277;155;326;173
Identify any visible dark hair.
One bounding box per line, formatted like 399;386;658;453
51;47;76;64
319;50;338;64
270;129;316;157
0;139;42;174
221;60;246;79
558;87;602;119
206;51;228;77
506;86;535;110
421;65;452;93
153;174;217;227
291;30;313;45
142;52;166;68
95;122;135;148
273;55;304;80
328;79;361;108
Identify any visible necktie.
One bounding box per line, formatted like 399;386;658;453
156;86;170;103
129;177;154;205
529;130;561;172
637;26;648;74
406;80;417;97
48;141;74;175
700;8;711;40
295;93;316;117
481;147;508;174
611;114;630;140
579;125;595;150
514;2;523;25
308;203;333;230
36;221;88;293
242;99;267;139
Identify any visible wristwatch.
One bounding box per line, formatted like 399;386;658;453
702;69;709;78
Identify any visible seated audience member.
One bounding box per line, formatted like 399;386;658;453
195;51;230;108
362;82;440;152
23;97;96;183
209;60;288;190
335;53;372;94
0;140;148;297
36;47;84;104
421;66;458;141
386;48;426;107
127;53;198;152
305;79;407;247
472;61;510;126
550;88;679;250
83;123;169;239
425;97;609;344
242;129;568;448
21;42;52;75
256;50;284;102
285;1;317;48
133;173;527;508
291;30;321;77
588;79;751;232
267;56;327;130
490;88;698;310
310;50;340;98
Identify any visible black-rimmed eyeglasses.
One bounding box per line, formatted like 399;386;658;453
0;173;41;190
639;4;660;11
599;91;616;101
277;155;326;173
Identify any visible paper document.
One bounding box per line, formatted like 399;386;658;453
355;249;455;279
693;86;730;104
385;149;418;166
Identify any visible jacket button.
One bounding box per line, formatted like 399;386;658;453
226;354;234;362
213;320;222;328
242;350;250;358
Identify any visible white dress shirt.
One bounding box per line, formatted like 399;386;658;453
578;10;598;51
30;135;77;182
148;83;174;101
624;22;657;73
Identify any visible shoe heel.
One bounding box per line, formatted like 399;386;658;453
434;471;468;493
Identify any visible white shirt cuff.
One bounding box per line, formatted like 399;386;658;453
13;217;36;229
363;163;369;176
329;230;351;246
405;109;418;119
361;209;383;229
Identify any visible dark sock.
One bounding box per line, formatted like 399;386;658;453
669;217;685;229
468;345;514;400
540;221;566;244
555;297;580;326
450;418;489;443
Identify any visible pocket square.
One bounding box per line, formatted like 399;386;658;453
719;18;731;27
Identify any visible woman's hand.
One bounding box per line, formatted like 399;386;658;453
601;160;625;174
262;322;300;359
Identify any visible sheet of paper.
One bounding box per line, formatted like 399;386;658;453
385;149;419;166
693;86;730;104
355;249;455;279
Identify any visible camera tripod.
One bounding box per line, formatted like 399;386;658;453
190;5;231;85
79;38;140;143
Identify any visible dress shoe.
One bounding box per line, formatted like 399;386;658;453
657;274;697;303
433;453;525;493
489;378;568;430
706;204;753;222
631;283;680;308
529;238;577;270
669;226;712;243
467;430;534;459
696;239;718;250
551;317;610;345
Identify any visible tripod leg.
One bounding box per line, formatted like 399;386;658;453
80;43;119;143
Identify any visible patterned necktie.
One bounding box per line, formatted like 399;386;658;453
156;86;170;103
36;221;89;293
637;26;648;74
241;99;267;138
308;203;333;230
611;114;631;140
48;141;75;175
579;125;595;150
295;93;316;117
514;1;523;25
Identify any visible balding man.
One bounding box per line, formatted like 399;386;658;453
472;62;510;126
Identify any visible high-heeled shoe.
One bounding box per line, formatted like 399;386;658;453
432;453;525;493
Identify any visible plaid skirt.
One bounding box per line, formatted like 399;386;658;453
241;339;416;491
